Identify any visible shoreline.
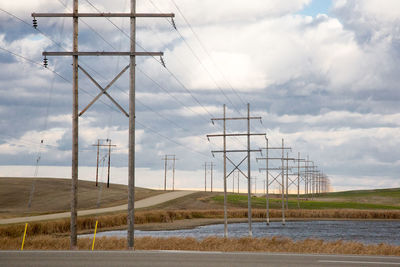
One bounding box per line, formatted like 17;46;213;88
79;217;400;234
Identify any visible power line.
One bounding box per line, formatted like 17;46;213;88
148;0;243;116
83;0;214;119
1;6;222;153
0;45;213;162
81;0;247;150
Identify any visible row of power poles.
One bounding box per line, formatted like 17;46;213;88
207;104;331;237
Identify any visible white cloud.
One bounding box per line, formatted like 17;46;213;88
1;0;400;192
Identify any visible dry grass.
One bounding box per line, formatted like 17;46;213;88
2;208;400;238
0;177;163;217
1;235;400;256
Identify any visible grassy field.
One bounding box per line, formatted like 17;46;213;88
211;194;400;210
318;188;400;205
0;177;164;218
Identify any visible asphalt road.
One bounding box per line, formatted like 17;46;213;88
0;191;195;225
1;251;400;267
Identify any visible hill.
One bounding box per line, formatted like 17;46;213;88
0;177;163;218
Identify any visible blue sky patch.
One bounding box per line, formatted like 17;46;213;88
299;0;333;16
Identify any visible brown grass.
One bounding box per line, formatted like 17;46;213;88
0;177;163;218
2;208;400;238
1;235;400;256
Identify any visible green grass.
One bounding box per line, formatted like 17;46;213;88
212;194;400;210
321;188;400;198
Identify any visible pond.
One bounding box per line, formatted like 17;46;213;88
83;220;400;245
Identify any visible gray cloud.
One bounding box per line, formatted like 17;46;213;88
1;0;400;190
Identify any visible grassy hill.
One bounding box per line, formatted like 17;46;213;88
207;188;400;210
0;177;163;218
319;188;400;205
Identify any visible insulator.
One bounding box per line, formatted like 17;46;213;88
160;56;166;68
33;18;38;29
171;18;177;30
43;56;48;68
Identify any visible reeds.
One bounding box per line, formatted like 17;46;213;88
2;209;400;238
1;235;400;256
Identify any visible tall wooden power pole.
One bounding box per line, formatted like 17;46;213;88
257;138;291;225
32;0;174;249
207;104;264;237
163;155;176;191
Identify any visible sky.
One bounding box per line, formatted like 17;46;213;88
0;0;400;192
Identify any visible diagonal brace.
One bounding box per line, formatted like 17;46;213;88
226;156;248;179
268;172;282;186
78;64;130;117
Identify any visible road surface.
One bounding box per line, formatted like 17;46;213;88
0;191;195;225
1;250;399;267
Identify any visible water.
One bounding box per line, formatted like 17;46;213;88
83;220;400;245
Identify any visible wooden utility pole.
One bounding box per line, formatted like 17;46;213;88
162;155;176;191
210;162;214;192
257;138;291;225
172;155;176;191
95;139;99;186
164;155;168;191
32;1;174;249
233;170;235;193
207;104;264;237
93;139;116;188
203;162;215;192
281;139;285;224
204;162;207;192
106;139;112;188
237;170;240;194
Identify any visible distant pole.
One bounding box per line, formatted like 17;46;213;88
95;139;99;186
312;161;315;199
107;139;111;188
286;152;289;209
237;170;239;194
204;162;207;192
266;138;269;225
297;152;300;208
281;138;285;225
172;155;176;191
247;103;252;236
164;155;167;191
306;156;309;195
232;170;235;193
210;162;214;192
223;104;227;238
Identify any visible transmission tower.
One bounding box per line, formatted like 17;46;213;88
162;155;177;191
92;139;116;187
207;103;265;237
32;0;174;249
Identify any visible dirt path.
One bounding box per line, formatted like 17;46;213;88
0;190;196;225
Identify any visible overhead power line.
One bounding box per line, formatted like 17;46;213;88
0;45;211;160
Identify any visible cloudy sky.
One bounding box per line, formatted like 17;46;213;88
0;0;399;192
